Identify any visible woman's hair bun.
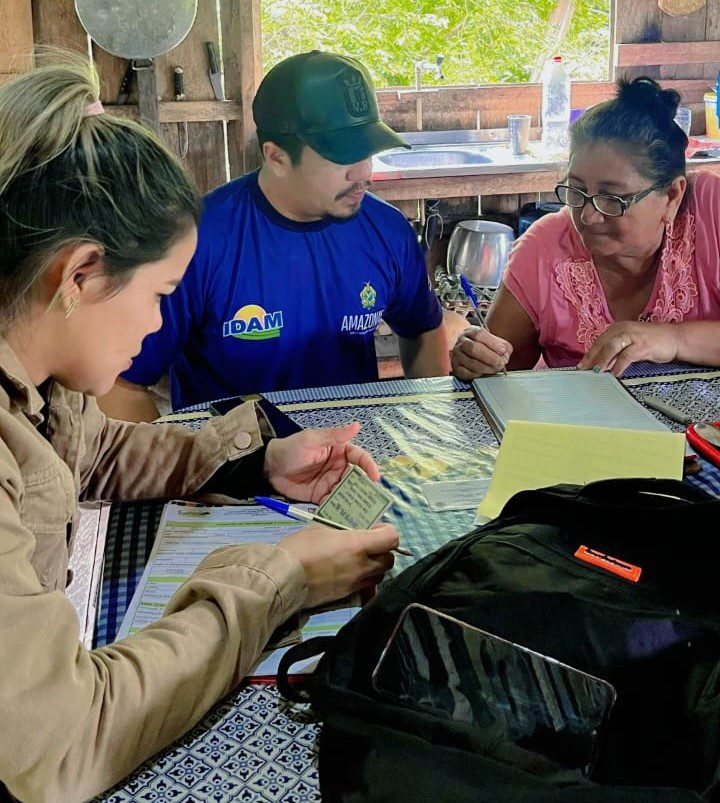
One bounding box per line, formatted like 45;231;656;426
616;76;680;124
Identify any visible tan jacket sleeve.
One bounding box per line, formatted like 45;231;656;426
0;450;307;802
73;394;263;502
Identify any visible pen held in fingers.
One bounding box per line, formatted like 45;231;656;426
254;496;412;556
466;308;485;328
469;320;509;376
492;346;509;376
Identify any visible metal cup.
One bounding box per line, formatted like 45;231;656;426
508;114;532;156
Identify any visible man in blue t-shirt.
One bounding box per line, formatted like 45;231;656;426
100;51;448;420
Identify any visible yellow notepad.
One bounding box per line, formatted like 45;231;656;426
477;420;685;519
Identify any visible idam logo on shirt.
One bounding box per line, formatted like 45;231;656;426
223;304;284;340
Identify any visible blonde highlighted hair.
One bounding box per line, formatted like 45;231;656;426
0;50;200;328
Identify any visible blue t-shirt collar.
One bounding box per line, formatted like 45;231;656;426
249;169;356;233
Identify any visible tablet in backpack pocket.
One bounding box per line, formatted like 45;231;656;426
372;604;616;778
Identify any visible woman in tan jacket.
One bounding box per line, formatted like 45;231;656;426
0;54;399;802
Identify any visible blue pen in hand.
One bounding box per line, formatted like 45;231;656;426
459;275;508;376
255;495;352;530
254;496;412;556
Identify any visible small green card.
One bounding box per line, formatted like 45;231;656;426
316;465;394;529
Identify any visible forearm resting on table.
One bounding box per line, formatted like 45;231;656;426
398;325;450;377
97;377;160;423
671;321;720;366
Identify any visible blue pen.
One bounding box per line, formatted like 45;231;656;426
459;275;481;315
459;275;508;376
254;496;413;556
255;495;352;530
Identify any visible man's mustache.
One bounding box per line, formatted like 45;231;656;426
335;181;372;201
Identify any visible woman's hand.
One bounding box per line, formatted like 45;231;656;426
579;322;679;376
279;523;398;608
264;422;379;504
451;326;513;380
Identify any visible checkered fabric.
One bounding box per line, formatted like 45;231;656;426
94;502;165;648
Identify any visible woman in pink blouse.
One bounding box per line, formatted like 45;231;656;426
452;76;720;379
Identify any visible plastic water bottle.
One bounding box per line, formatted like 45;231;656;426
541;55;571;156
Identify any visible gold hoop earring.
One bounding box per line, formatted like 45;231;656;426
64;298;79;319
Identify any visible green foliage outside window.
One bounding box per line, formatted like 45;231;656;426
262;0;611;87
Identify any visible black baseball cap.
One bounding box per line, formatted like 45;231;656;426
253;50;409;164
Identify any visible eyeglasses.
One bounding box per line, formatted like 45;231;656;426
554;183;662;218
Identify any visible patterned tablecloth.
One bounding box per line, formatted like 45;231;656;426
96;366;720;802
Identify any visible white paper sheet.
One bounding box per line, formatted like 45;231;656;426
117;501;359;678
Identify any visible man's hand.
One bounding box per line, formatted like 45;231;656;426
264;422;379;504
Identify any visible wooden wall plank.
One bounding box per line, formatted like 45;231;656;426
154;0;226;194
161;119;225;191
136;65;160;132
93;47;129;104
611;0;718;136
221;0;262;177
105;100;242;122
155;0;217;101
174;124;227;192
616;41;720;67
660;6;707;81
613;0;661;79
0;0;33;74
482;194;523;214
32;0;88;52
704;0;720;82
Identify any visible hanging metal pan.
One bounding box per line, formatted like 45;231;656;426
74;0;198;60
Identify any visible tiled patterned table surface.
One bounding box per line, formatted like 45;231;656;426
97;366;720;802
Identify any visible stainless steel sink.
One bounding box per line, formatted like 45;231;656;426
371;133;567;181
399;130;488;147
376;148;492;168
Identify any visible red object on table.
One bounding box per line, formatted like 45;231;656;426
686;422;720;467
686;136;720;158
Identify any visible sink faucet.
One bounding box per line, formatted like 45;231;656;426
414;55;444;91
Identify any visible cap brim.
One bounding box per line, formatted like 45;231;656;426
303;121;410;165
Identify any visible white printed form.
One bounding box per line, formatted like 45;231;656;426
118;501;361;678
118;502;305;639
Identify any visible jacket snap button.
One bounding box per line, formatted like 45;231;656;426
234;432;252;450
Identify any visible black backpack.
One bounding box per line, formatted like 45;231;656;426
278;479;720;803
